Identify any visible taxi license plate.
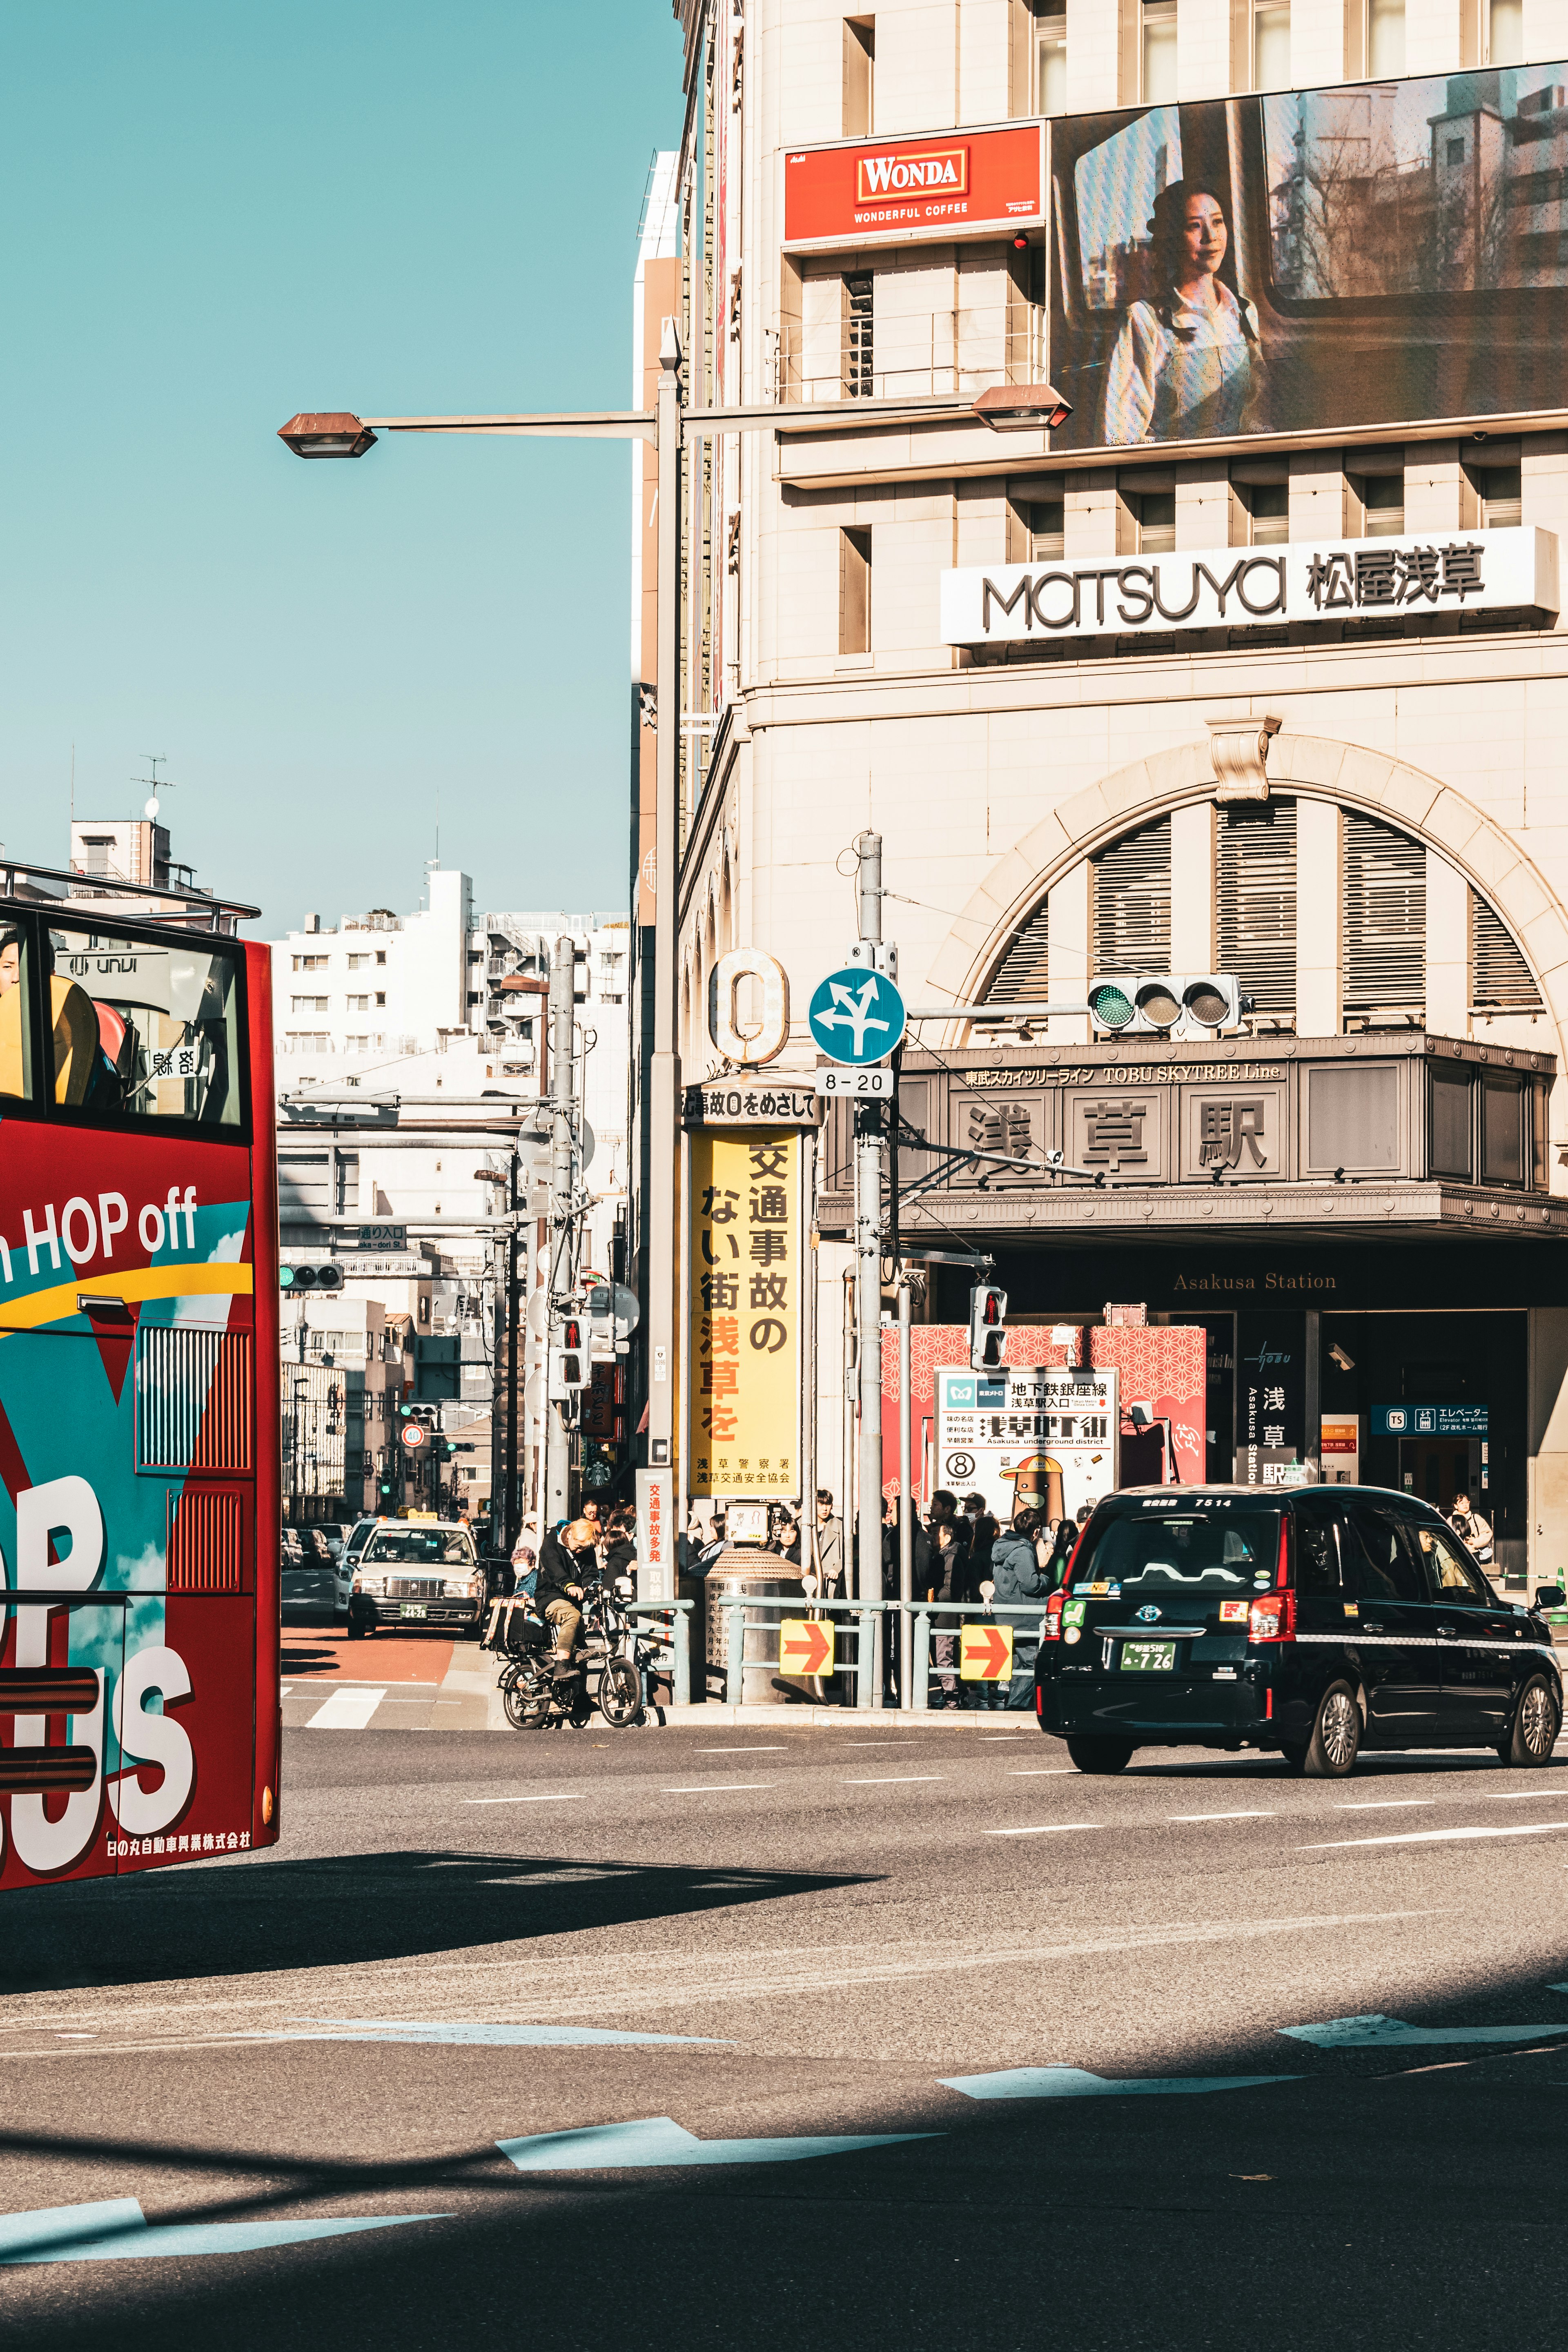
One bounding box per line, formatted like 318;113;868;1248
1121;1640;1175;1673
401;1604;428;1620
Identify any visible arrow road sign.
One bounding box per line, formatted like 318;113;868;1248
960;1622;1014;1681
779;1618;835;1676
806;967;906;1066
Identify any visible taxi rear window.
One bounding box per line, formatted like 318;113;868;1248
1071;1504;1281;1594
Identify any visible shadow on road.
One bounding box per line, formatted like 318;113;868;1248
0;1851;874;1996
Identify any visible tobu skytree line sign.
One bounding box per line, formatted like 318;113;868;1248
939;526;1557;646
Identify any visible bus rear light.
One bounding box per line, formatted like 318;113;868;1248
1249;1590;1296;1644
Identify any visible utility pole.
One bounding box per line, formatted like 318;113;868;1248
853;828;885;1700
544;940;577;1526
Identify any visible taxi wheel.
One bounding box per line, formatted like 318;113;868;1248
1065;1735;1134;1775
1500;1675;1559;1767
1279;1742;1308;1773
1303;1682;1361;1778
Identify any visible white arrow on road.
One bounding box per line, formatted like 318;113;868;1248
0;2198;442;2265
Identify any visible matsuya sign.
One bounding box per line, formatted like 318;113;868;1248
940;526;1557;647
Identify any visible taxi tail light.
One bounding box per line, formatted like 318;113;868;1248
1042;1589;1066;1642
1249;1589;1296;1644
1276;1514;1291;1587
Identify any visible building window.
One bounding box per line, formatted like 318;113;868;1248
1477;463;1522;527
1366;0;1404;76
376;950;387;966
1092;815;1172;970
287;1032;331;1055
1018;486;1065;560
1472;893;1541;1012
292;955;328;972
840;526;871;655
292;995;330;1014
1231;459;1289;544
1218;800;1297;1019
345;1036;370;1051
984;898;1050;1007
1348;452;1404;537
844;272;873;398
1251;0;1290;89
1343;812;1425;1024
1035;5;1067;113
843;16;874;137
347;953;370;971
345;994;368;1013
1143;0;1177;102
1120;471;1176;553
1489;0;1523;64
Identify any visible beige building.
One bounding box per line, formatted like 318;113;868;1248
656;0;1568;1587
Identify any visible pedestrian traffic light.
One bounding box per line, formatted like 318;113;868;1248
1087;974;1248;1038
549;1316;590;1399
279;1263;345;1292
969;1282;1008;1372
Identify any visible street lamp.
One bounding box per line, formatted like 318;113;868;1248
276;368;1070;1571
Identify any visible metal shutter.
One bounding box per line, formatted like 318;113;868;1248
1092;815;1171;969
1217;799;1296;1015
1343;813;1425;1017
984;900;1050;1002
1471;893;1541;1011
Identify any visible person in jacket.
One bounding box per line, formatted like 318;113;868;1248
811;1490;845;1599
535;1518;595;1674
1449;1492;1494;1565
984;1506;1054;1710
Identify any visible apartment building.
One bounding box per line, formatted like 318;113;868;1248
653;0;1568;1585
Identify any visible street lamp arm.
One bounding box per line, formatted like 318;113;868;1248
361;411;657;443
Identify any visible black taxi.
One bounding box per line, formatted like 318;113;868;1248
1034;1485;1561;1777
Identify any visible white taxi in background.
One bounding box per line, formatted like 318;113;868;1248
347;1519;485;1639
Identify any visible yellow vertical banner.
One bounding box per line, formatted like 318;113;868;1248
687;1127;799;1499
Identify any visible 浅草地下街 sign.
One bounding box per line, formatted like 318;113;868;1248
688;1129;800;1499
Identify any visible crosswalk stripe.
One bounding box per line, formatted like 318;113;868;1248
307;1688;387;1730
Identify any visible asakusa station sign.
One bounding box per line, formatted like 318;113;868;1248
940;526;1557;646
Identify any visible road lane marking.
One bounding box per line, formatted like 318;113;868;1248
0;2198;443;2265
987;1823;1099;1837
1486;1789;1565;1801
463;1794;583;1805
306;1688;386;1730
1336;1800;1432;1811
840;1775;946;1785
697;1747;788;1753
1169;1811;1274;1821
1010;1768;1076;1777
496;2116;936;2171
662;1783;777;1794
1303;1820;1568;1849
1282;2011;1568;2048
277;2018;732;2047
942;2064;1298;2101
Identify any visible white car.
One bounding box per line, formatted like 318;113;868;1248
347;1520;485;1638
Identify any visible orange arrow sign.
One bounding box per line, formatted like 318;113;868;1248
960;1622;1014;1681
779;1618;835;1676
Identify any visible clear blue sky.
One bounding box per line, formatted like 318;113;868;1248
0;2;684;932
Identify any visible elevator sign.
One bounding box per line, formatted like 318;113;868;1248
935;1367;1118;1524
1375;1405;1488;1436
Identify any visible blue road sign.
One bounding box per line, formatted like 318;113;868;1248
807;966;906;1066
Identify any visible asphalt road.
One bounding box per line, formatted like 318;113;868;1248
6;1716;1568;2349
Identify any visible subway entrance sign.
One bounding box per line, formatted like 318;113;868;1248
780;1619;834;1676
960;1623;1013;1681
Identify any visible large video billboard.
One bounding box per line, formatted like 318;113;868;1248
1049;63;1568;451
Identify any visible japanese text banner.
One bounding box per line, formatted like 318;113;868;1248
688;1128;800;1499
940;526;1556;646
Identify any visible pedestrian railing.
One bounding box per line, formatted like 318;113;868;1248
625;1599;697;1706
646;1593;1050;1712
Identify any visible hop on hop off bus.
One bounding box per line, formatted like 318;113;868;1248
0;864;280;1889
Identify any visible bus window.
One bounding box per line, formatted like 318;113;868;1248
0;920;35;1103
45;922;243;1127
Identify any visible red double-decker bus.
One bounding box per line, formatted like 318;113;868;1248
0;863;280;1886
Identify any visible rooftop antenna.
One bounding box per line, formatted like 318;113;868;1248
132;753;176;823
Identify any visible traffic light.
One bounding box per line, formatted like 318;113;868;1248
969;1282;1008;1372
1086;974;1248;1039
549;1315;590;1399
279;1263;345;1293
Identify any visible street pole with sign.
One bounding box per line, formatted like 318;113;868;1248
545;941;577;1526
854;831;884;1685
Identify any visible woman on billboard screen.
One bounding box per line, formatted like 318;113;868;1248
1101;179;1262;445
